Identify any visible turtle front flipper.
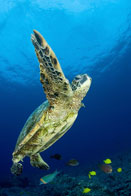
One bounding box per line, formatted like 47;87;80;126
30;153;49;170
31;30;73;106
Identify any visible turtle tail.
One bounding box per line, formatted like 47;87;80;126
11;162;23;176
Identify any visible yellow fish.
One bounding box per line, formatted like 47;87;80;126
103;159;112;164
88;171;96;179
83;188;91;193
117;168;122;173
89;171;96;175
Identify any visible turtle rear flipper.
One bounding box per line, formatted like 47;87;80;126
11;163;23;176
30;153;49;170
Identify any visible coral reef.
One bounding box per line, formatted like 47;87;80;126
0;152;131;196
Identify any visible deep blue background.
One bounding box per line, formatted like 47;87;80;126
0;0;131;177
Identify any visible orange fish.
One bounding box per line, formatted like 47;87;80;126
99;164;112;174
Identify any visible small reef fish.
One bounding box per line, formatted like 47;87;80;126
50;154;62;160
103;159;112;164
89;171;96;175
83;188;91;193
40;170;59;185
66;159;79;166
99;164;112;174
117;168;122;173
88;171;96;179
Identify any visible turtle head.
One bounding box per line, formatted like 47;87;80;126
72;74;92;92
71;74;92;102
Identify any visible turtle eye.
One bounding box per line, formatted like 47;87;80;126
75;75;81;80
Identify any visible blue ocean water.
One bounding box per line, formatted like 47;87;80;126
0;0;131;195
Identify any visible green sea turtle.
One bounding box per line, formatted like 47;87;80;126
11;30;92;175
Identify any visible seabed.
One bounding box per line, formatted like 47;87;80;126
0;152;131;196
